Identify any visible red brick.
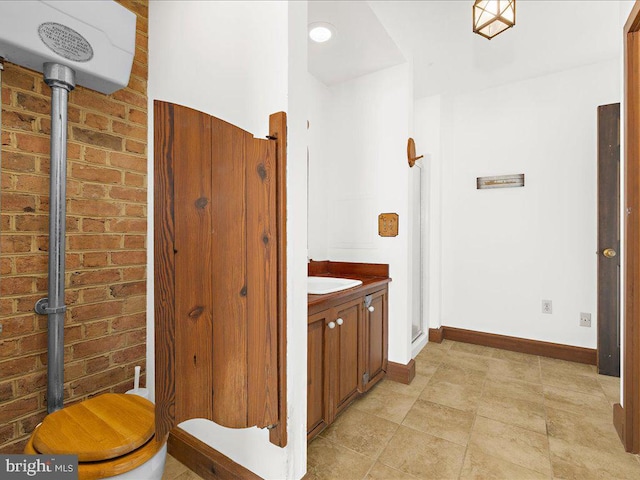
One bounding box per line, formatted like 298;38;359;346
111;313;145;332
112;344;145;364
72;127;123;151
19;332;47;354
109;152;146;172
14;255;47;274
128;108;147;125
80;218;107;233
15;92;50;115
70;367;128;396
109;218;146;233
86;355;110;374
70;300;122;322
0;396;39;423
18;411;46;437
124;172;145;188
69;269;121;287
0;424;16;445
0;316;34;338
109;187;147;203
0;258;12;275
0;382;14;402
3;111;36;132
67;198;121;217
124;204;146;217
3;67;36;91
0;356;38;378
72;163;122;184
84;113;110;131
69;88;126;119
111;250;146;265
122;295;145;314
14;133;49;154
78;184;106;201
121;267;146;282
73;333;126;359
112;121;146;141
68;234;122;251
15;372;46;396
0;276;34;296
1;192;36;212
85;320;110;339
112;89;146;109
0;339;19;358
125;139;145;154
14;215;47;232
110;281;145;298
15;174;48;194
0;438;30;454
84;147;108;165
81;287;110;303
1;235;32;253
0;298;14;316
124;236;145;249
2;152;36;172
83;252;109;268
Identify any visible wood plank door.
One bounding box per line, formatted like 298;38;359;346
362;290;388;391
597;103;621;377
332;299;361;418
307;309;331;439
154;101;287;446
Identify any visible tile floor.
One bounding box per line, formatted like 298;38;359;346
162;455;205;480
306;340;640;480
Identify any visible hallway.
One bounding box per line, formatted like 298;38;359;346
306;340;640;479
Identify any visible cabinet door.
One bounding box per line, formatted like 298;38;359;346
333;299;361;415
363;289;388;391
307;310;331;438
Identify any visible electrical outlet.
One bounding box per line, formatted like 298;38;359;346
580;312;592;327
542;300;552;314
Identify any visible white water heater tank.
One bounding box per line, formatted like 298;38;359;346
0;0;136;94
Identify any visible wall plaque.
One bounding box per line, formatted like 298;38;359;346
378;213;399;237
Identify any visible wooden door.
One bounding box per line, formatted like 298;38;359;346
307;310;331;439
332;300;360;416
597;103;621;377
363;290;388;391
154;101;287;446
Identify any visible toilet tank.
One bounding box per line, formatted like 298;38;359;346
0;0;136;94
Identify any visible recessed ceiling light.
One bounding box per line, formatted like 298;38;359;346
308;22;336;43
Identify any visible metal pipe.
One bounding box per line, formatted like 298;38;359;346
34;63;75;414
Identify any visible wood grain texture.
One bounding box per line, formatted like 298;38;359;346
614;403;625;444
32;394;154;461
26;430;165;480
428;327;444;343
386;360;416;385
211;118;249;428
173;104;214;425
246;137;278;428
442;327;597;365
597;103;621;377
307;310;331;440
624;9;640;453
168;428;261;480
309;260;389;278
269;111;288;447
334;299;361;417
153;100;177;441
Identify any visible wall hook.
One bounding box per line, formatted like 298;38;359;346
407;137;423;167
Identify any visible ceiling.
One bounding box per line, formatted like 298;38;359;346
308;0;625;98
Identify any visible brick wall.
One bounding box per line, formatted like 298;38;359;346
0;0;148;453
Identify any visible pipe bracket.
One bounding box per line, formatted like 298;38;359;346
34;298;67;315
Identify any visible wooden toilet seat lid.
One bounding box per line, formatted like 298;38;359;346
33;393;155;462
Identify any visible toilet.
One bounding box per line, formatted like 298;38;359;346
24;393;167;480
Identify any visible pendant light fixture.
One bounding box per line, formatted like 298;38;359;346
473;0;516;40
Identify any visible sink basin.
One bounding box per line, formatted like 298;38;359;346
308;276;363;295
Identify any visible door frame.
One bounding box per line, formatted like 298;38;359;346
619;0;640;454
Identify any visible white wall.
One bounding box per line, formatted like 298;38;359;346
417;60;620;349
147;1;308;478
307;63;414;364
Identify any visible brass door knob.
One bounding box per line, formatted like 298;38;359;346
603;248;617;258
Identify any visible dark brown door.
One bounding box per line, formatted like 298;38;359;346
597;103;621;377
154;101;286;443
307;310;330;439
364;290;387;390
332;300;360;416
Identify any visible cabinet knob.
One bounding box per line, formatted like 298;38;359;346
328;321;336;329
336;318;344;326
368;306;375;312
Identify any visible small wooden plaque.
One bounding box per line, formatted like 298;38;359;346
378;213;399;237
